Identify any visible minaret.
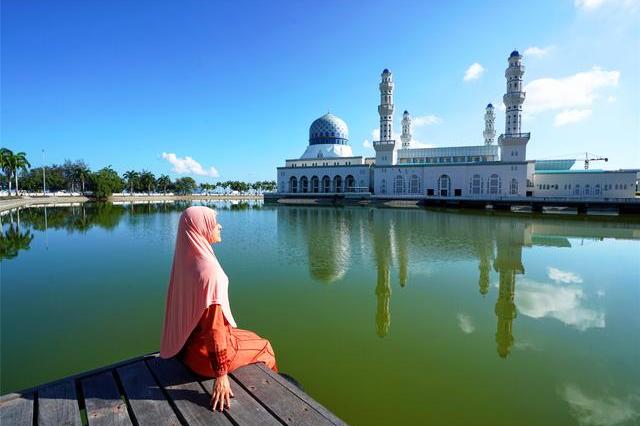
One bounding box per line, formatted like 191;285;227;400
499;50;530;162
483;104;495;145
401;110;412;149
374;69;397;166
504;51;525;135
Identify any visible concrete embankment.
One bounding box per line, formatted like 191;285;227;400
0;194;264;212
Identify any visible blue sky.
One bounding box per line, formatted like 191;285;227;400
2;0;639;182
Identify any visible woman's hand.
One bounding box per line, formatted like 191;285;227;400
211;374;234;411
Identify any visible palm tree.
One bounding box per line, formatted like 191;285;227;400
139;170;156;195
71;163;90;194
123;170;139;195
5;151;30;196
0;148;14;195
157;175;171;194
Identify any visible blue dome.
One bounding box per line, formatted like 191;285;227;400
510;50;520;58
487;103;493;108
308;113;349;146
382;68;390;74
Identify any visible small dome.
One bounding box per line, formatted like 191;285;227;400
403;110;409;115
487;103;493;108
382;68;390;74
308;113;349;146
510;50;520;58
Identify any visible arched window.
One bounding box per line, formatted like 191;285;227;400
595;184;601;196
438;175;451;196
510;178;518;195
289;176;298;193
395;175;405;194
300;176;309;193
409;175;420;194
345;175;355;192
574;184;580;196
311;176;319;193
321;175;331;193
333;175;342;193
471;174;482;195
584;184;591;196
380;178;387;194
489;174;501;195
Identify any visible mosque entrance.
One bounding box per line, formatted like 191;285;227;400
345;175;355;192
322;176;331;193
438;174;451;196
333;176;343;193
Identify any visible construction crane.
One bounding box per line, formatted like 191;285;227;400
583;152;608;170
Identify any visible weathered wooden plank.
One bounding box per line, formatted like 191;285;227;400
255;363;347;426
81;371;132;426
1;352;159;398
116;360;181;426
38;380;82;426
0;392;34;426
201;374;281;426
232;364;335;426
146;357;232;426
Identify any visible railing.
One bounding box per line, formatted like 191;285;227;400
498;132;530;142
373;140;395;147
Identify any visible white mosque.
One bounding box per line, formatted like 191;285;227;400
276;50;638;201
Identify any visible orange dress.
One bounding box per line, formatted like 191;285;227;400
181;304;278;377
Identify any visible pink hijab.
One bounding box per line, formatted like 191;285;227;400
160;206;237;358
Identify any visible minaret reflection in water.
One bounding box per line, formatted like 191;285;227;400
371;210;393;337
493;220;527;358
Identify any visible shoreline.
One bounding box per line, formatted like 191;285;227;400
0;194;264;212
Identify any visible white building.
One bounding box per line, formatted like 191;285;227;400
276;50;638;200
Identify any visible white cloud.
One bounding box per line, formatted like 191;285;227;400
524;46;555;58
575;0;609;10
561;384;640;426
463;63;485;81
456;313;475;334
412;115;442;127
412;140;436;148
607;96;617;103
554;109;593;126
362;139;372;149
525;67;620;114
515;279;605;331
574;0;638;10
161;152;219;177
548;267;584;284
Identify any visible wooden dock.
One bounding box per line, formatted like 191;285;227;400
0;353;346;425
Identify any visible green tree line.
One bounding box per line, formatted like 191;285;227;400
1;148;276;199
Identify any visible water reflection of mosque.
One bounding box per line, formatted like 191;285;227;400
277;206;639;357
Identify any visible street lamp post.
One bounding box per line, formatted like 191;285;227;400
42;149;47;195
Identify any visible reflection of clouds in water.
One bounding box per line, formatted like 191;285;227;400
456;313;475;334
515;279;605;331
561;384;640;426
596;290;606;298
514;340;541;351
548;267;584;284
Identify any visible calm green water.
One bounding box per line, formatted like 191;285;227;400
1;201;639;425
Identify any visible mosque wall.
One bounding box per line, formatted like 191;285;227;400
373;162;529;198
277;165;372;194
532;170;637;198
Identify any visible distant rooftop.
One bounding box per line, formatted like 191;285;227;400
534;159;576;171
